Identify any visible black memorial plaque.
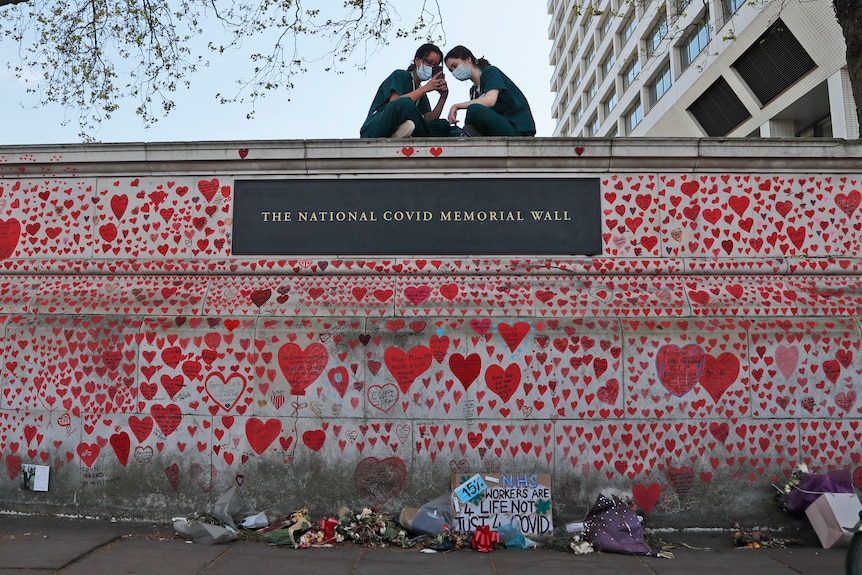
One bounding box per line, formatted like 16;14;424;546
232;178;601;255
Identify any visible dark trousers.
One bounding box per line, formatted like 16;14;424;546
360;97;451;138
464;103;518;136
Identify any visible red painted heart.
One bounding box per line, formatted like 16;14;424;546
246;418;282;455
277;342;329;396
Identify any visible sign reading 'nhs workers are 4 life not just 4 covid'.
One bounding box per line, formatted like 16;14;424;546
452;473;553;538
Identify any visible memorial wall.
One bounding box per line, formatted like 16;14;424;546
0;138;859;528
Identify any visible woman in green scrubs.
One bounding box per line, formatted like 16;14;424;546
444;45;536;137
360;43;452;138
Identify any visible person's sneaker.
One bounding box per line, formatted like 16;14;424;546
390;120;415;138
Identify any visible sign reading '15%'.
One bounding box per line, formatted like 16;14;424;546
231;178;601;256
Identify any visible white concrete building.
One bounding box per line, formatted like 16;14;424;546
547;0;859;138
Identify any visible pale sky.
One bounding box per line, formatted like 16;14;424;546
0;2;556;144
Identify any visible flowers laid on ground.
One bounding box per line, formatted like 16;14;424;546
772;462;809;514
276;507;410;549
333;507;409;548
569;531;594;555
732;523;802;549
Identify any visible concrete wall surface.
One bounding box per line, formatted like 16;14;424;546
0;138;860;529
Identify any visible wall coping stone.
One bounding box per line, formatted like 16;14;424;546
2;138;861;177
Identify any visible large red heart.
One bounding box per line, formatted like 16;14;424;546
656;344;705;397
449;353;481;389
632;482;660;513
597;378;619;404
151;403;182;436
76;442;101;467
700;353;740;402
666;465;695;500
327;366;349;398
384;346;432;394
110;194;128;219
246;418;282;455
129;415;154;443
4;454;22;481
0;218;21;260
302;429;326;451
836;190;861;217
485;363;521;403
109;432;131;467
198;178;219;202
277;342;328;396
353;456;406;504
498;321;530;352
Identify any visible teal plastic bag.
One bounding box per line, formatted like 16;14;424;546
497;524;529;549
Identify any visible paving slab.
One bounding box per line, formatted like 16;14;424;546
493;547;655;575
354;547;495;575
0;515;133;570
763;546;845;574
201;543;363;575
57;537;228;575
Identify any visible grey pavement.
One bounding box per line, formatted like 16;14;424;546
0;514;847;575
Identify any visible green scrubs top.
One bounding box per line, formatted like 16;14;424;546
470;66;536;136
363;69;431;126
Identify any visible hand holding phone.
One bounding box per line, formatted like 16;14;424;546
432;64;443;79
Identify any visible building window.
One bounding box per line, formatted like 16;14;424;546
722;0;744;19
649;61;672;105
574;105;583;122
622;57;640;90
621;13;637;45
585;42;595;66
646;11;668;57
569;70;581;95
601;15;613;37
603;89;618;116
586;80;597;101
682;16;711;68
588;115;599;136
625;100;643;133
601;51;616;77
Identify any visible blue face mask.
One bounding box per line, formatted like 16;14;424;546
453;63;472;81
416;64;433;81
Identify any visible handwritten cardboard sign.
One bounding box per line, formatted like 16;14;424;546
451;472;552;537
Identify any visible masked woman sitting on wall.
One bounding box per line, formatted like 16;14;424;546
360;43;453;138
444;45;536;137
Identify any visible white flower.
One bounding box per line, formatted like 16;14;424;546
570;541;594;555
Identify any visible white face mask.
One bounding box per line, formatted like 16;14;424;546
453;63;472;81
416;64;433;81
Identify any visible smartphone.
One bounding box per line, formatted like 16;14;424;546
432;64;443;79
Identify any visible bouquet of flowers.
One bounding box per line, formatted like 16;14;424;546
772;462;808;513
334;507;410;548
